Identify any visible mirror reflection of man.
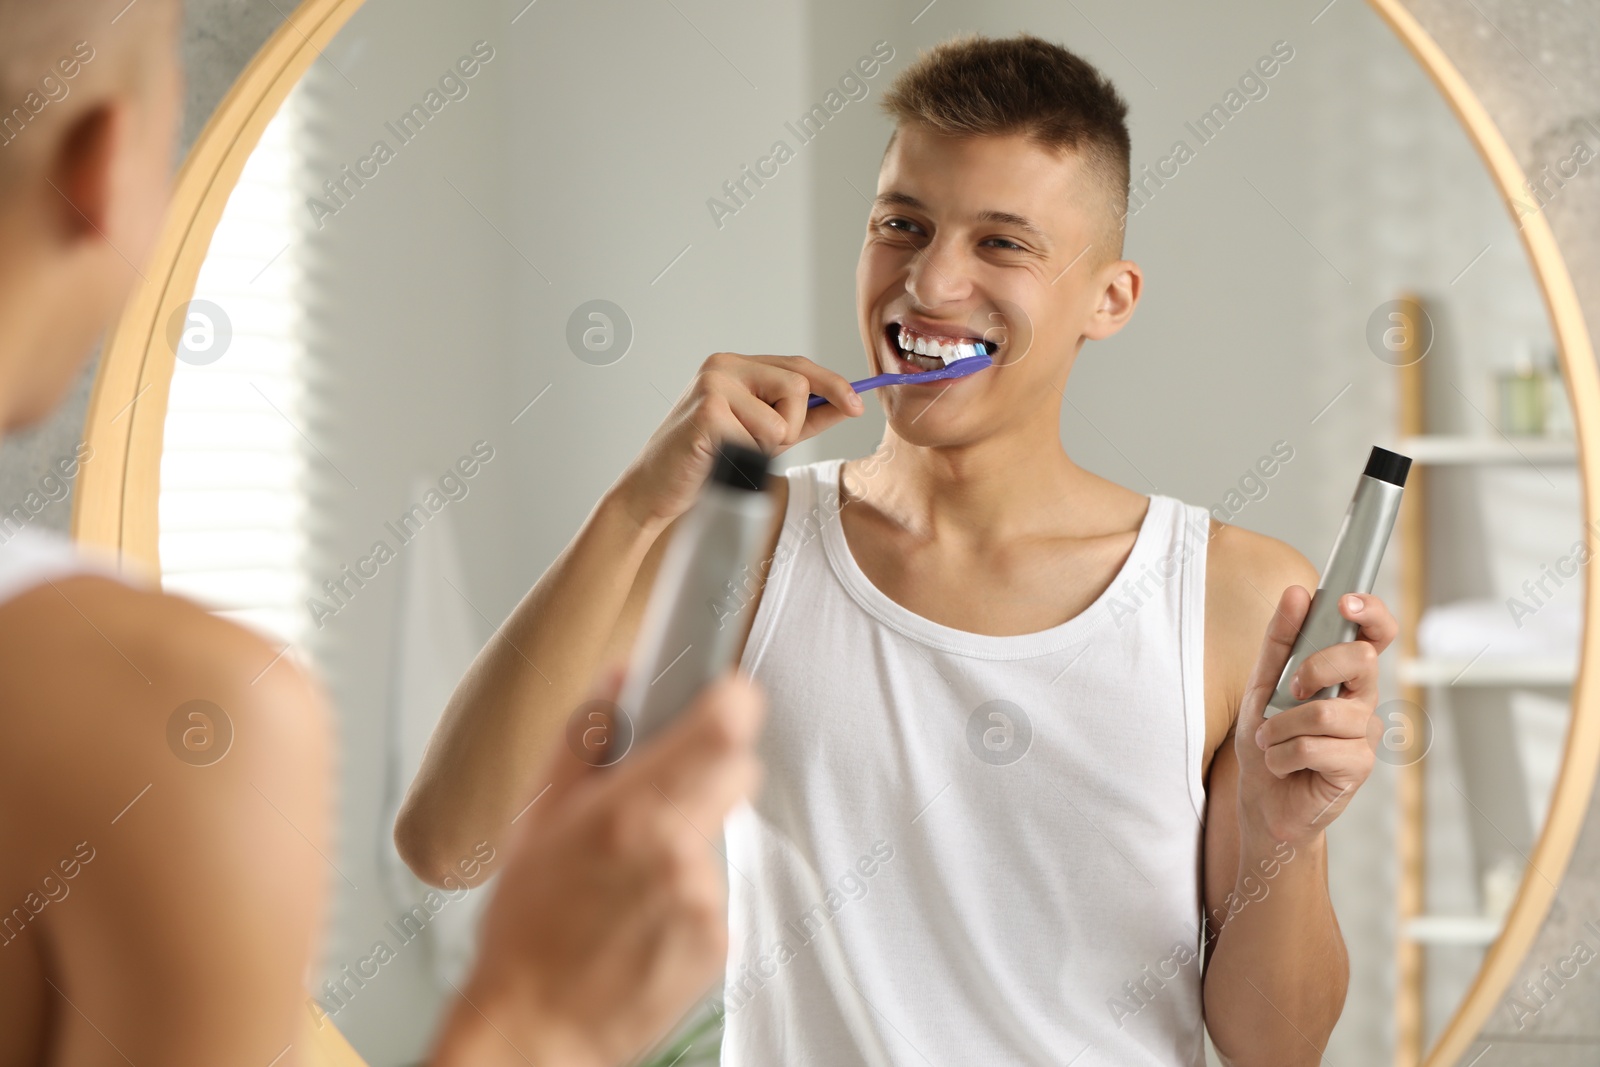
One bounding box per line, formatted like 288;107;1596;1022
0;3;764;1065
402;33;1397;1066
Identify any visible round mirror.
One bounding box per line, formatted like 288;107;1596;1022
77;0;1598;1064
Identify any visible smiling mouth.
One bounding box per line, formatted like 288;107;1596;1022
883;323;994;372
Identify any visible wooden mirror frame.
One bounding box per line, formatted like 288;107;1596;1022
73;7;371;1063
70;0;1600;1063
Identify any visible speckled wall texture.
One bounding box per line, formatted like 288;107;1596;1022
1396;4;1600;1063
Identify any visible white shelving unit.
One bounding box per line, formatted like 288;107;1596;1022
1392;295;1578;1067
1399;657;1577;688
1398;434;1576;466
1403;914;1503;947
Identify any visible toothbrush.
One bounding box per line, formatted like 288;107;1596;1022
806;342;992;409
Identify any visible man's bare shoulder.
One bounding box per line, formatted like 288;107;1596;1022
0;573;295;678
1204;520;1320;714
1208;519;1319;597
0;576;332;1057
0;575;329;868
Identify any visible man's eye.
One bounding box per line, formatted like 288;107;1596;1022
985;237;1024;251
882;217;922;235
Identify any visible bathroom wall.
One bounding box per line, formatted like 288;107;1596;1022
499;0;818;649
258;1;817;1062
284;1;517;1058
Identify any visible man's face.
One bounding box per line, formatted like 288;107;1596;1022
855;123;1136;448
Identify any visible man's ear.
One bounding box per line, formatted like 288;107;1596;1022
48;103;121;241
1083;260;1142;341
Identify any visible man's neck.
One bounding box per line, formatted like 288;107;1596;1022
0;242;100;435
845;423;1113;544
0;247;58;433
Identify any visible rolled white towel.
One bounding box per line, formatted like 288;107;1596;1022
1417;596;1580;662
381;478;491;990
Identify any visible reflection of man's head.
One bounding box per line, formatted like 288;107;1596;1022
854;34;1142;449
0;0;183;432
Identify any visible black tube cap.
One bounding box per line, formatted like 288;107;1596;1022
710;443;770;492
1364;445;1412;487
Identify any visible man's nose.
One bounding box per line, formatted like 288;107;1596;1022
904;237;975;309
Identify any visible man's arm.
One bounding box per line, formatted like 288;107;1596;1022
1199;528;1394;1066
395;353;859;886
393;485;674;886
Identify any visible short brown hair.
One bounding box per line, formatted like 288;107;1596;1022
879;33;1131;255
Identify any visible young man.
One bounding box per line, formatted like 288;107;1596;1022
0;3;764;1065
399;34;1395;1066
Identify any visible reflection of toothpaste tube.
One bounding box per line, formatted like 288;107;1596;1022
619;444;774;743
1266;446;1410;717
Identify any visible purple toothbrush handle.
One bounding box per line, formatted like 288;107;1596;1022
806;352;992;409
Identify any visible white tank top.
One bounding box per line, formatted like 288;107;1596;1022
724;458;1212;1066
0;527;128;605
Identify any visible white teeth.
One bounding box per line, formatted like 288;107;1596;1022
892;326;983;368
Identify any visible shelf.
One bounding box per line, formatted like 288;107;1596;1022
1399;434;1576;465
1403;914;1502;946
1400;656;1576;687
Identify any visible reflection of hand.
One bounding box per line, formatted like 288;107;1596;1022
610;353;862;537
431;668;765;1067
1234;589;1397;846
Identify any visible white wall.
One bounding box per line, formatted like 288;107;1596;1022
291;0;816;1063
501;0;819;610
292;1;517;1059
